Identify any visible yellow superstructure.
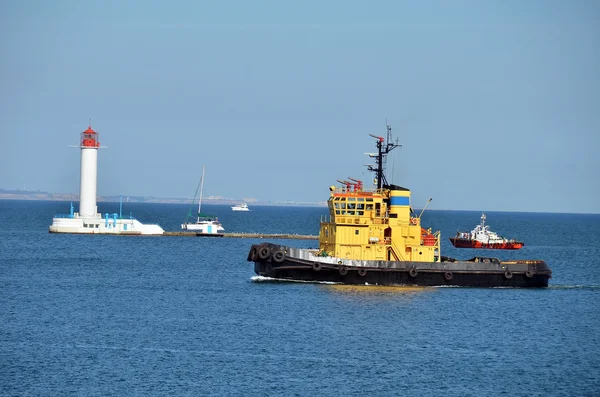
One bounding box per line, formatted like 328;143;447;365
319;184;440;262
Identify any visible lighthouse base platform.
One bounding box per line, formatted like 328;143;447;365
49;213;164;235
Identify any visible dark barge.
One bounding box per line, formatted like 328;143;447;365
248;243;551;288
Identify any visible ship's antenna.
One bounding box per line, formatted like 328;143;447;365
366;123;401;189
418;197;433;219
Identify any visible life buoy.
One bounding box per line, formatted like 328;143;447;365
339;266;348;275
504;271;513;279
313;263;322;271
358;268;367;277
258;246;271;260
272;250;285;263
525;270;534;278
409;268;418;278
444;272;453;281
410;218;418;225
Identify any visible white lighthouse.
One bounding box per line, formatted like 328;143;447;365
79;126;100;216
49;124;164;235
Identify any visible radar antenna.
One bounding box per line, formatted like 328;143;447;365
366;123;401;189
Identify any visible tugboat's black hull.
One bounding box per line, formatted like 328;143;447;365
248;243;551;288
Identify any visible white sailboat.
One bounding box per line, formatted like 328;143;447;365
181;165;224;234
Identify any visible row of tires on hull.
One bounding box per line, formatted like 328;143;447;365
290;263;525;281
248;244;532;280
247;244;286;263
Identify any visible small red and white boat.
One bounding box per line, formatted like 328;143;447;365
449;213;524;250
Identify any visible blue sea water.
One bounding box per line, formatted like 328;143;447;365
1;200;599;396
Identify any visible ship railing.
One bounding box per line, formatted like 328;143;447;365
320;215;332;223
433;230;441;262
372;216;388;225
388;240;406;261
331;186;387;195
53;214;74;219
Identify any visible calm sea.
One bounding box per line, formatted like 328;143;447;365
1;200;599;396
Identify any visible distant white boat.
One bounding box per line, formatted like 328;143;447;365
231;203;250;211
181;165;224;234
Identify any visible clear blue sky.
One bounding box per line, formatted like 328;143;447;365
1;0;599;213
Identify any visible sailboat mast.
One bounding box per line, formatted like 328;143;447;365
198;165;206;221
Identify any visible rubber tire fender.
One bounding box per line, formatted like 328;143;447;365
312;262;322;271
358;268;367;277
247;246;258;262
409;268;418;278
272;250;285;263
525;270;534;278
504;270;513;279
258;246;271;260
444;272;453;281
339;266;348;276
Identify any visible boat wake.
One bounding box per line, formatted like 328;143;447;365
547;284;600;291
250;276;340;285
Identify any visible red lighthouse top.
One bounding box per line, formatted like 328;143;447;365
81;125;100;148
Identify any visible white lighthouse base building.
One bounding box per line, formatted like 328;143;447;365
50;204;164;235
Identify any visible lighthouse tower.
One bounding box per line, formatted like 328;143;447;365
48;124;164;235
79;126;101;216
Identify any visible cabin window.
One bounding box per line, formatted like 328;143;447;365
335;210;341;215
355;230;359;235
358;211;364;215
366;204;373;210
366;198;373;202
347;211;355;215
357;203;364;210
347;203;356;210
324;228;329;237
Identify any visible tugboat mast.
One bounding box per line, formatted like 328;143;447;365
368;124;401;189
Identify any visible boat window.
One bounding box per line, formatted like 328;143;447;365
355;230;359;235
347;203;356;209
358;211;364;215
357;203;365;210
335;210;341;215
340;203;346;209
357;198;365;202
347;197;356;201
366;204;373;210
347;211;355;215
366;198;373;202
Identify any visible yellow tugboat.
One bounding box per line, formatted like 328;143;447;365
247;126;551;287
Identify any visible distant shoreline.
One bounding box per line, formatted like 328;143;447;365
0;190;327;207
